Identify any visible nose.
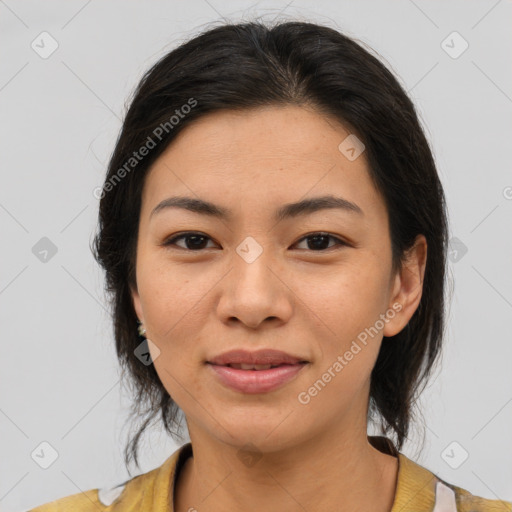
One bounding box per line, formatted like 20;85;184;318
216;247;293;330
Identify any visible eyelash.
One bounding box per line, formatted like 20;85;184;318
162;232;348;252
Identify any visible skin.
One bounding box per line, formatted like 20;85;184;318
131;104;427;512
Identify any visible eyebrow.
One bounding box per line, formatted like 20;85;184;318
150;194;364;222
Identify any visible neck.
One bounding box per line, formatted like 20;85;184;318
174;428;398;512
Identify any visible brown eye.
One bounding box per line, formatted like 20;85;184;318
162;231;348;252
163;232;217;251
294;233;347;251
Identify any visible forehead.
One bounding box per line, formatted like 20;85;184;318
160;104;356;163
141;105;386;225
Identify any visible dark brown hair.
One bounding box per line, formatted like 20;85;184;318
91;19;450;474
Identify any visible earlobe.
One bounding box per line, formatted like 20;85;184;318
130;284;144;324
383;234;427;338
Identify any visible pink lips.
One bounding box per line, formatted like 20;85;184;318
206;348;309;394
207;363;307;393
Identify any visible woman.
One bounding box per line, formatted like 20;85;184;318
29;20;511;512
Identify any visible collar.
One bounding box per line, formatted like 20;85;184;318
151;436;439;512
368;435;437;511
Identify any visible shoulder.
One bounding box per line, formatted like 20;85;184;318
26;475;147;512
26;485;120;511
26;445;187;512
443;480;512;512
396;451;512;512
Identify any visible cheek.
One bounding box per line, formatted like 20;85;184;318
296;258;390;333
292;260;390;390
137;261;212;377
138;259;207;339
153;356;202;406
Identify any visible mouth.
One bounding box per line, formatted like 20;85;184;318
211;362;305;370
206;358;309;393
206;348;309;367
205;349;309;393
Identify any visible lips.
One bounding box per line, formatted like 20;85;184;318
225;363;283;370
208;363;308;394
206;349;309;393
207;348;308;367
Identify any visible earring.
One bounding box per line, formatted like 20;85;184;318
137;321;146;337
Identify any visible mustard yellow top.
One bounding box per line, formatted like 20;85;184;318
27;436;511;512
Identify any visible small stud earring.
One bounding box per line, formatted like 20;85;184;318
138;322;146;337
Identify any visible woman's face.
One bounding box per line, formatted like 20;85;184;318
131;104;426;451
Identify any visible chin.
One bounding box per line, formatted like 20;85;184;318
212;420;306;454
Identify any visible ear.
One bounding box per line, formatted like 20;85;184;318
383;234;427;337
130;283;144;324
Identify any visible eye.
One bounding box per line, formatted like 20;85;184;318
162;232;218;251
162;231;348;252
293;232;348;251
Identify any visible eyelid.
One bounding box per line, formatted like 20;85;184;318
162;231;349;251
162;231;218;249
295;232;348;249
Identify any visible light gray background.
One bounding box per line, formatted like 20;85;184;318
1;1;511;510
